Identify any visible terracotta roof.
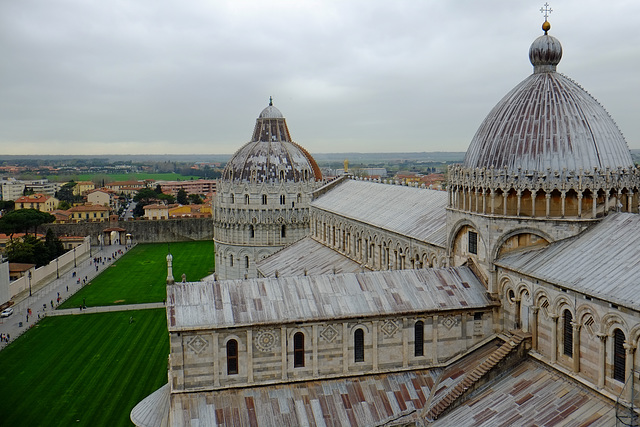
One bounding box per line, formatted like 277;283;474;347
15;193;53;203
144;204;168;210
68;204;109;212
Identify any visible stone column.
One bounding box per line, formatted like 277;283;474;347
628;191;634;213
577;192;583;218
503;192;508;216
531;307;539;350
625;342;637;402
402;318;408;368
463;188;467;211
213;331;220;386
490;189;496;215
516;190;522;216
281;325;287;380
481;189;486;214
596;333;607;388
546;193;551;218
372;320;378;371
592;195;597;218
571;321;581;373
432;315;439;364
550;314;559;363
561;191;566;218
247;329;254;383
531;191;536;217
474;189;479;212
343;323;349;373
312;324;318;377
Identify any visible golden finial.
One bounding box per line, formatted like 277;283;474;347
540;3;552;34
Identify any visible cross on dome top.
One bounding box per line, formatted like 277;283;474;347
539;3;553;34
540;2;553;21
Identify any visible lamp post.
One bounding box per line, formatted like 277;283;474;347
73;247;77;268
56;258;59;279
28;271;32;296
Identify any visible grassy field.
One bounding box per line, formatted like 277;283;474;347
0;309;169;427
59;240;215;309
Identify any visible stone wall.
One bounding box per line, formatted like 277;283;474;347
169;309;494;392
41;217;213;245
498;267;640;401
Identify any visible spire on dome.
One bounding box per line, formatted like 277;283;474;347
529;3;562;73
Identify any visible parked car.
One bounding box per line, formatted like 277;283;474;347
1;307;14;318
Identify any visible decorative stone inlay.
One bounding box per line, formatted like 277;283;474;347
381;319;399;338
442;315;457;329
255;330;278;352
320;324;339;343
187;335;209;354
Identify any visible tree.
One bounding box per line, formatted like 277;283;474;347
45;228;64;259
177;189;188;205
188;194;203;205
6;234;49;267
0;209;55;237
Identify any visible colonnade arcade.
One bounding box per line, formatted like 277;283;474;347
499;273;639;403
448;165;640;218
310;211;446;271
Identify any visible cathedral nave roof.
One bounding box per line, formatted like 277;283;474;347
256;236;370;278
311;179;448;246
167;267;491;331
495;212;640;310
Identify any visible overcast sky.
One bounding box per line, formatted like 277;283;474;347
1;1;639;156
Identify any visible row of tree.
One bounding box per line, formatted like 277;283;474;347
0;209;64;267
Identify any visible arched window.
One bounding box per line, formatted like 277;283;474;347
294;332;305;368
614;329;626;382
354;328;364;362
262;194;267;205
230;194;234;204
415;321;424;357
249;224;254;238
280;195;285;205
297;193;302;203
563;310;573;357
244;194;249;205
281;225;286;238
227;340;238;375
279;170;285;181
245;256;249;268
229;254;234;267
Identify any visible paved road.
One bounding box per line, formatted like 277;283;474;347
0;244;134;350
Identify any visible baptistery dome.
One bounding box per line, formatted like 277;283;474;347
222;99;321;183
463;24;633;173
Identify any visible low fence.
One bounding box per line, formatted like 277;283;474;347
9;236;91;300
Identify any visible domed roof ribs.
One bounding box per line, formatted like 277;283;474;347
223;101;320;183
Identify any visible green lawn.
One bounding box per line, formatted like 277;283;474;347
59;240;215;309
0;309;169;427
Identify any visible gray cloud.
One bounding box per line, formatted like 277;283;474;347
1;0;638;155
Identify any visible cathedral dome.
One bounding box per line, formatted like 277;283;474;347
222;99;322;183
463;23;633;173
